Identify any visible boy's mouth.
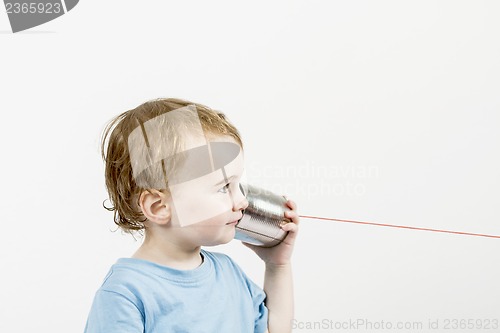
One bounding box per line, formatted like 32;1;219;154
226;215;242;225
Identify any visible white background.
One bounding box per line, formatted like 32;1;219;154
1;1;499;332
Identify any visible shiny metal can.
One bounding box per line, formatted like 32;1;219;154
235;183;291;247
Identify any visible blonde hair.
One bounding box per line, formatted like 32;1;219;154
100;98;243;233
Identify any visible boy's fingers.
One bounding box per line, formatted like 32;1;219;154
282;222;298;233
285;210;300;224
282;195;296;210
282;223;299;244
284;203;298;221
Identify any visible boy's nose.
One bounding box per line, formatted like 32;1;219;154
233;197;249;212
232;185;248;211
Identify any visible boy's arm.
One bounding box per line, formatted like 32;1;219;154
244;198;299;333
264;262;294;333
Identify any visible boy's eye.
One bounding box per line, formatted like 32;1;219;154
218;183;230;193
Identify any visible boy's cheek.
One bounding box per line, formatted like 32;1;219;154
169;186;233;227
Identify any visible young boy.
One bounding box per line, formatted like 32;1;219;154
84;98;299;333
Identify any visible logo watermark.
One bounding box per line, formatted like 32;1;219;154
291;318;499;331
3;0;79;33
247;161;380;199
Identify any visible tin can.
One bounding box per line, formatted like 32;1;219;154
235;183;291;247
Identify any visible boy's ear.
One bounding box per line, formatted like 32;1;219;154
138;189;171;225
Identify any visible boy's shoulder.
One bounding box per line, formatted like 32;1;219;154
201;249;238;267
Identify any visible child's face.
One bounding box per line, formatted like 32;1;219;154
165;134;248;247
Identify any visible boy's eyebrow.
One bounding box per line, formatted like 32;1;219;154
214;174;237;186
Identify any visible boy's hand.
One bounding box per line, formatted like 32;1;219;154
243;197;299;266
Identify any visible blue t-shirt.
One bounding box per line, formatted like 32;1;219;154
84;249;268;333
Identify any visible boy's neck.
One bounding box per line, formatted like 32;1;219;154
132;233;203;270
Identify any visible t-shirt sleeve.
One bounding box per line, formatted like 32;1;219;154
247;277;269;333
84;289;144;333
213;251;269;333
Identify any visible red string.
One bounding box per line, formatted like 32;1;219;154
299;215;500;239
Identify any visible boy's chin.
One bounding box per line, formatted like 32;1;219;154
203;232;235;247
